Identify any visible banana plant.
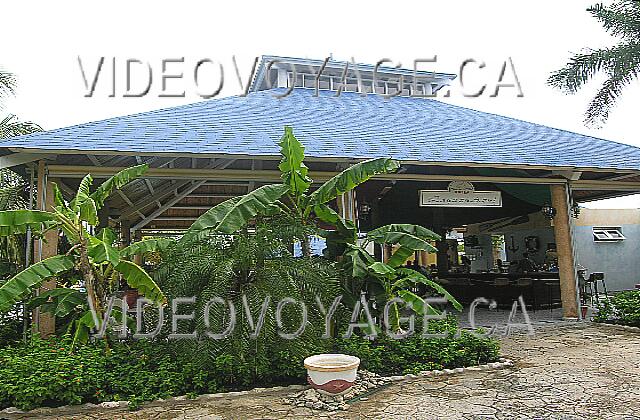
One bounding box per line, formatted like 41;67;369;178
342;224;463;332
0;164;172;341
278;126;399;256
184;126;400;254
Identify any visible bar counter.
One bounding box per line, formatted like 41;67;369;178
430;271;561;309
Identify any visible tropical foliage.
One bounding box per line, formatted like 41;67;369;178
548;0;640;126
0;320;500;411
161;127;460;346
0;68;42;277
1;69;42;134
0;179;28;277
0;68;42;344
0;126;499;412
156;126;399;368
0;114;41;138
594;290;640;327
0;69;15;99
339;224;462;332
184;126;399;255
155;218;340;374
0;165;171;344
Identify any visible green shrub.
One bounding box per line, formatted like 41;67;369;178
0;337;106;410
335;317;500;375
0;335;325;411
595;290;640;327
0;337;219;411
0;317;500;411
0;313;23;347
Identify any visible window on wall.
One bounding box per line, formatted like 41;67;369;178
592;227;626;242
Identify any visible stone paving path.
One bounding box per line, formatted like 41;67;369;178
15;323;640;419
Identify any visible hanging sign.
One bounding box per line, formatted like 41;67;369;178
419;181;502;207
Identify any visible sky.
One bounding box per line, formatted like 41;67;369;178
1;0;638;208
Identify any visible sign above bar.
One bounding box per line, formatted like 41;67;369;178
419;181;502;208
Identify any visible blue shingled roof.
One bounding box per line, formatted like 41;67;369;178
2;88;639;171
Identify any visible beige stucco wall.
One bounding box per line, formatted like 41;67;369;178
575;209;640;227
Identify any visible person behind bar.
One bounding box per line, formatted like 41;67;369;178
519;252;539;273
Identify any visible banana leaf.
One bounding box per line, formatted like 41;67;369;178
71;174;99;225
395;268;462;311
368;261;395;276
0;210;59;236
306;158;400;207
386;246;416;268
188;184;289;235
313;203;357;243
28;288;86;317
96;227;117;245
72;310;96;347
0;255;75;312
397;290;441;316
51;183;69;210
120;238;174;258
369;231;437;254
115;260;166;305
278;126;312;196
185;196;242;235
88;236;120;266
367;224;441;241
342;244;375;279
90;164;148;209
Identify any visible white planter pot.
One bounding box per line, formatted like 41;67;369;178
303;354;360;394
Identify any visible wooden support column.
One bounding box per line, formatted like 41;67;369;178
337;190;358;225
120;221;131;247
34;160;58;337
98;201;110;230
133;230;143;265
550;184;579;319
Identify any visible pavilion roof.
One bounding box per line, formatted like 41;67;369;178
2;88;639;173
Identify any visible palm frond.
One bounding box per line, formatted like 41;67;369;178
0;71;16;99
548;46;624;94
585;44;640;125
154;218;338;374
0;114;42;138
548;36;640;125
588;1;640;40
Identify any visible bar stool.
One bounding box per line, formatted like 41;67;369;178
493;277;511;308
493;278;510;286
516;277;536;312
543;280;560;312
585;272;609;304
450;278;472;302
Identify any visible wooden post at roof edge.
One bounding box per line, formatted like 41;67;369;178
33;160;58;337
133;229;143;265
550;184;579;319
120;221;131;248
336;190;358;259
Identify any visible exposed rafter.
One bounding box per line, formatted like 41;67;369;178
136;156;160;208
0;153;56;169
121;159;237;223
87;154;145;219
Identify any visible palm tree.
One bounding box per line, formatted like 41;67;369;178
0;69;41;136
548;0;640;126
0;114;41;138
0;69;42;278
0;70;16;99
